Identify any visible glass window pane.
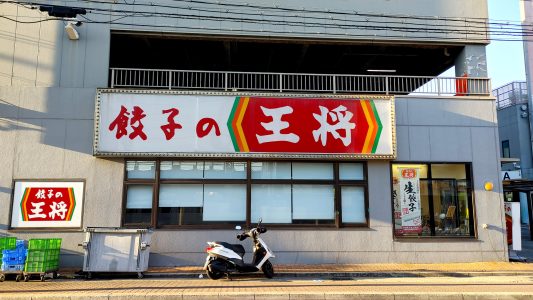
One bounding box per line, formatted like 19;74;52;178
339;163;364;180
251;185;292;223
159;184;203;207
203;184;246;221
432;179;470;236
125;185;152;225
341;186;366;223
160;161;204;179
431;164;466;179
126;161;155;179
251;162;291;179
126;185;153;208
292;185;334;220
292;163;333;180
204;162;247;179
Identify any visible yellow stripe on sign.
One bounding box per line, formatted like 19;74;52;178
236;97;250;152
361;100;375;153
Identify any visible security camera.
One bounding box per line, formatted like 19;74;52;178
64;21;82;40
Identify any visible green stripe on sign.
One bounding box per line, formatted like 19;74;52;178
370;100;383;154
227;97;240;152
21;188;28;221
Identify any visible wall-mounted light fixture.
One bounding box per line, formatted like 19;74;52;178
484;181;494;191
65;21;82;40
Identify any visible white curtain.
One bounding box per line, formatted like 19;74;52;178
126;185;153;209
292;185;334;219
251;184;292;223
341;186;366;223
203;184;246;221
158;184;203;207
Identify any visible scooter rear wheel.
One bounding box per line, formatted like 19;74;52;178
206;264;225;280
261;260;274;279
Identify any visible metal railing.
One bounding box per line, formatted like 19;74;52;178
110;68;492;96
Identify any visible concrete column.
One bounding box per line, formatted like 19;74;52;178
454;45;488;77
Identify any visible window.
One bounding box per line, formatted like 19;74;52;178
502;140;510;158
123;160;368;228
391;163;474;237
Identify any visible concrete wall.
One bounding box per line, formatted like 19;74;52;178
0;1;507;267
71;0;488;44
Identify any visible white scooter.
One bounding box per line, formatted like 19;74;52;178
203;219;275;280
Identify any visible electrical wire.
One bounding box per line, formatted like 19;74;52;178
0;1;496;37
2;0;533;41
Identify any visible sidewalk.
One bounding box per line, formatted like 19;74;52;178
1;263;532;299
143;262;533;279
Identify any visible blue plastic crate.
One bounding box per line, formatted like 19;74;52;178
1;263;24;272
15;240;25;249
2;249;27;265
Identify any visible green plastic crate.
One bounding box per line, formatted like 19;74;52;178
25;260;59;273
25;249;60;272
28;238;62;250
27;239;49;250
48;238;61;250
0;237;16;251
26;249;59;263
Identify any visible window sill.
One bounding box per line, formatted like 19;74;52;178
394;235;478;241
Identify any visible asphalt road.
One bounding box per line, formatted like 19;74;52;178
0;275;532;299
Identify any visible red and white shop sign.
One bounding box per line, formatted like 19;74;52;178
10;181;84;228
94;90;395;158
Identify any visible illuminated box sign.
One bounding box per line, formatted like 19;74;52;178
94;90;396;159
11;180;85;228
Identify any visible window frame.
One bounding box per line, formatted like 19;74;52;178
122;159;369;229
389;162;477;239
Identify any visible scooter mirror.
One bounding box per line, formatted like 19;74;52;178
235;225;242;230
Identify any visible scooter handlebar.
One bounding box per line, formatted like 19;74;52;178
237;234;247;241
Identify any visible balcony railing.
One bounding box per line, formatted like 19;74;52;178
110;68;492;97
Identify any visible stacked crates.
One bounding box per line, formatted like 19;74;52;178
24;238;62;273
0;237;16;267
1;240;27;272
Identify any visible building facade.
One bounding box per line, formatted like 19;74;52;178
494;81;531;225
0;0;508;267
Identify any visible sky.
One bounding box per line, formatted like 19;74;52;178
486;0;526;88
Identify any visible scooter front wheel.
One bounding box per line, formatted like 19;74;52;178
261;260;274;279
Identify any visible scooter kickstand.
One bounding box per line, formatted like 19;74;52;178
226;273;232;281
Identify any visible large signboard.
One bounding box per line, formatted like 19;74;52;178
10;180;85;228
94;90;395;159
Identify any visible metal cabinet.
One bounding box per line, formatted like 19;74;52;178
81;228;152;278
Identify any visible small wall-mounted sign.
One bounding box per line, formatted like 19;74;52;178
10;180;85;229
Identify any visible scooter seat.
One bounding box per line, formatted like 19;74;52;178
215;241;245;257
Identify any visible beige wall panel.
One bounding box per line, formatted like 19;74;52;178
0;118;17;230
36;21;63;87
13;118;66;178
11;10;41;86
0;3;17;86
82;158;124;228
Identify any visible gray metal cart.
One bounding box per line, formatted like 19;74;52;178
80;228;152;279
